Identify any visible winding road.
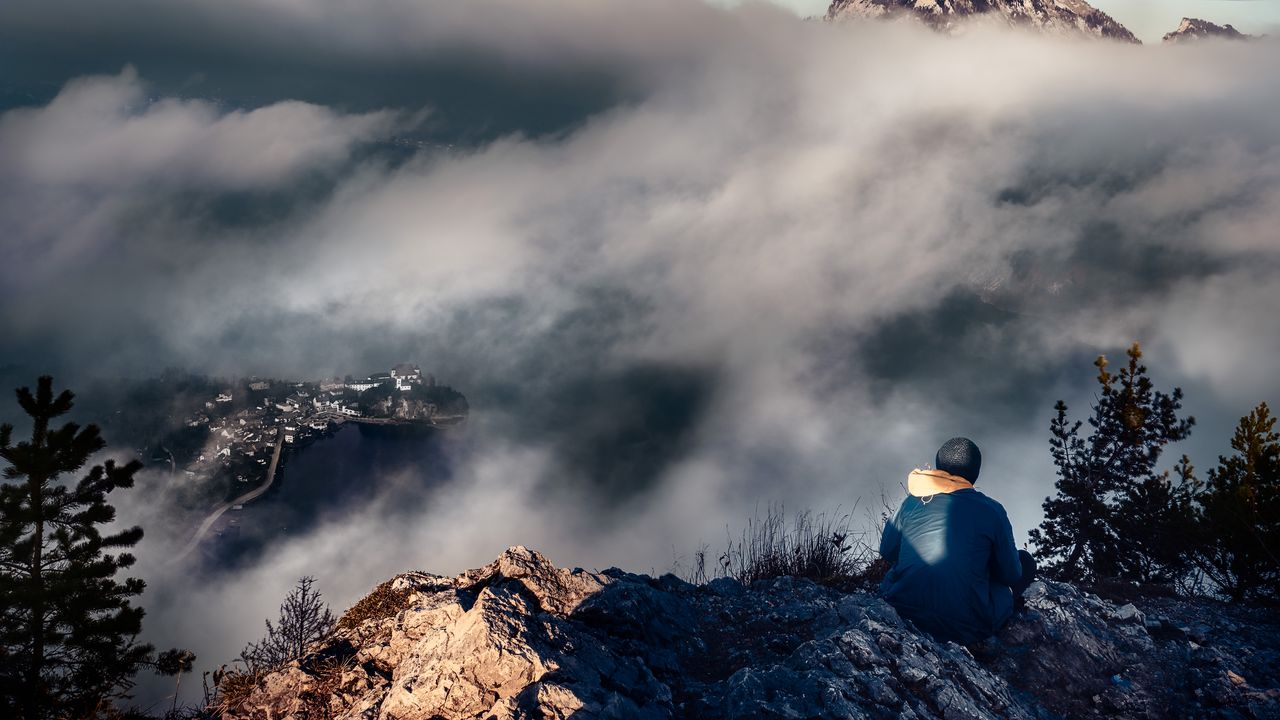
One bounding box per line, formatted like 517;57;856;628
168;414;463;565
170;426;284;565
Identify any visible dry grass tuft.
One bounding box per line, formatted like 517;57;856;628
295;655;353;719
337;580;414;631
721;504;875;586
686;502;895;591
206;666;262;715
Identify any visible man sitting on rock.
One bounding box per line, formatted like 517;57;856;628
878;437;1036;645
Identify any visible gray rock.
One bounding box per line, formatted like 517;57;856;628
1111;603;1144;624
706;576;743;597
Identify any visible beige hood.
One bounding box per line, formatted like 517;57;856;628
907;468;974;497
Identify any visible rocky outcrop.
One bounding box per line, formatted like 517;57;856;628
1163;18;1252;43
826;0;1140;43
224;546;1280;719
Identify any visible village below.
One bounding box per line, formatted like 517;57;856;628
72;363;470;558
178;364;464;480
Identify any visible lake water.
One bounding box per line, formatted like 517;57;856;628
202;423;457;570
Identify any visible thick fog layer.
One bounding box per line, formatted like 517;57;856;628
2;0;1279;707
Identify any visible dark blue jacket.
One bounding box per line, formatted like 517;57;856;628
879;469;1022;645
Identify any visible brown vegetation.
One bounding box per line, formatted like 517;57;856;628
337;580;414;632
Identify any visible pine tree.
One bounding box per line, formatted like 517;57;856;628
239;576;335;673
1028;344;1194;584
0;377;154;719
1192;403;1280;602
1112;453;1200;584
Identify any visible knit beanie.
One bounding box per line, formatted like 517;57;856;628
936;437;981;483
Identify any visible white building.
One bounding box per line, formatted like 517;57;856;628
391;364;422;391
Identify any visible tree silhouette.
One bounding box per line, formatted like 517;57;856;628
240;576;336;673
0;377;156;719
1191;403;1280;601
1029;344;1194;584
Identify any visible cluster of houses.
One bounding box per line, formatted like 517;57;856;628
341;364;433;394
190;410;276;479
181;364;433;484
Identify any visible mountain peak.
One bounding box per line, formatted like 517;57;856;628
1163;17;1252;43
826;0;1141;44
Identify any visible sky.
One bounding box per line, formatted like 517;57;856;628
1;0;1279;710
1100;0;1280;40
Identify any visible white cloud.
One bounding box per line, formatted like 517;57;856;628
0;67;399;296
0;67;397;190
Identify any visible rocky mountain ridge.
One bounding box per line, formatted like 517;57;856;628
223;546;1280;719
826;0;1141;43
1163;18;1253;43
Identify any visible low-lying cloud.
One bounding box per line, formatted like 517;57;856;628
1;0;1278;707
0;68;397;190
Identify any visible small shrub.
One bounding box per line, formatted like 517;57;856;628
337;580;414;631
241;576;336;673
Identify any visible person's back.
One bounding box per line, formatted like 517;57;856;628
878;437;1034;646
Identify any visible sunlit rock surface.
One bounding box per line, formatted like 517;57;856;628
826;0;1140;43
1162;18;1252;44
225;546;1280;719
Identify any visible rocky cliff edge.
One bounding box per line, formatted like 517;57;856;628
224;546;1280;719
